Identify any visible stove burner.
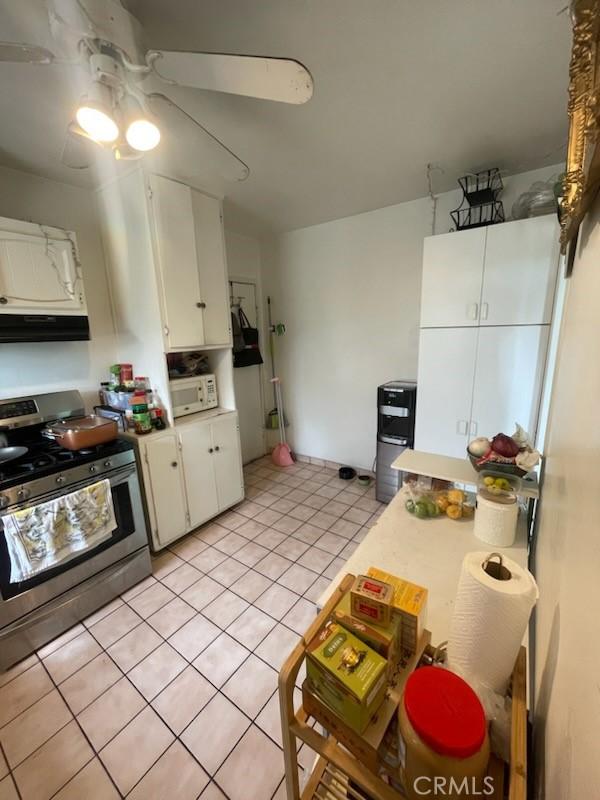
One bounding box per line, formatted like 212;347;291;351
56;451;75;461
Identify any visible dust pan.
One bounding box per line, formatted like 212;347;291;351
271;378;294;467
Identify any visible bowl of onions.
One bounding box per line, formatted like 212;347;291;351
467;427;541;477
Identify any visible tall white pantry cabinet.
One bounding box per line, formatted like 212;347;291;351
97;168;244;551
414;215;559;459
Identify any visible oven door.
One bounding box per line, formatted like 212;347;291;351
0;463;148;627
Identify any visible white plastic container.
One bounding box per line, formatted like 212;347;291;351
473;493;518;547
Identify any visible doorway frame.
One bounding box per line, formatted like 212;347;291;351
229;274;267;462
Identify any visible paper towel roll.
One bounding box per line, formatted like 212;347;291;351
448;551;538;694
473;494;518;547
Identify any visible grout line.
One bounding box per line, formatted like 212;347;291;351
2;459;383;800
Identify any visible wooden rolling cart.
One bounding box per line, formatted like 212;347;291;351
278;574;527;800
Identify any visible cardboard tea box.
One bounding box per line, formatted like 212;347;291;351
306;620;388;734
332;593;400;679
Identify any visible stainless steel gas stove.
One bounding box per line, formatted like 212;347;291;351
0;390;151;671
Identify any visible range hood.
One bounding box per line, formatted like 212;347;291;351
0;314;90;343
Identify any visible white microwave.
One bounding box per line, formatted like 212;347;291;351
170;374;218;418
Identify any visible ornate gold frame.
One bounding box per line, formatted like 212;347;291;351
561;0;600;254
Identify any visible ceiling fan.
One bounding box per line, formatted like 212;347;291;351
0;0;314;180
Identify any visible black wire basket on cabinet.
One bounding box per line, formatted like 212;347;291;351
451;168;505;230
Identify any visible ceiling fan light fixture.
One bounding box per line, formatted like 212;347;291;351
125;117;161;152
76;82;118;143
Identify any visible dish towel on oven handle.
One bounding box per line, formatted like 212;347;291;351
2;479;117;583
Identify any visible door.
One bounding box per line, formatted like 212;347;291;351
0;226;85;314
144;433;188;546
231;280;266;463
179;421;219;528
470;325;550;442
192;190;231;345
414;327;479;458
420;228;486;328
148;175;205;349
481;216;559;326
211;414;244;510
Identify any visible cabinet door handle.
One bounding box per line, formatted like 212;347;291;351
468;302;478;321
196;302;206;309
208;448;214;453
456;420;468;435
214;446;220;452
170;461;178;468
470;421;478;436
480;302;489;320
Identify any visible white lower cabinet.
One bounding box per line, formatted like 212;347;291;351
211;414;245;509
141;412;244;550
178;420;219;529
143;433;189;548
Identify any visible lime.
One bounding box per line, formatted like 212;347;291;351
426;500;437;517
414;502;429;519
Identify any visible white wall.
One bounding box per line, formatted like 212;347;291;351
260;164;562;469
532;197;600;799
0;165;116;409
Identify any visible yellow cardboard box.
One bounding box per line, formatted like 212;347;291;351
366;567;428;654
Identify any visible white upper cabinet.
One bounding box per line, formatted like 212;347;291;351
480;216;559;326
148;174;205;350
148;174;230;351
420;228;486;328
469;325;550;441
420;217;559;328
192;190;231;346
414;327;479;458
0;218;85;315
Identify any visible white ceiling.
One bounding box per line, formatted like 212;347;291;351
0;0;571;234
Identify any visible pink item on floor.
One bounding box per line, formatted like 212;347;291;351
270;378;294;467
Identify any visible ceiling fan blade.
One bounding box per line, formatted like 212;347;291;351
148;51;313;105
0;42;55;64
145;93;250;182
61;123;101;169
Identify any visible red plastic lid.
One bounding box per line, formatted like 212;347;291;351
403;667;486;759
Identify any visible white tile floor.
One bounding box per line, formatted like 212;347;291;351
0;456;384;800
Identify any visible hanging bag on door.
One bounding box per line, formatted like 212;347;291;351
234;307;264;368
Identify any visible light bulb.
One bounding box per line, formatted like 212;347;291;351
76;82;118;143
76;105;119;142
126;119;161;152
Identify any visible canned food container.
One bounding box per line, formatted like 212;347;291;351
398;667;489;800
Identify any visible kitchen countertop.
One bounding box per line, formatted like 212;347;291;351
318;486;528;645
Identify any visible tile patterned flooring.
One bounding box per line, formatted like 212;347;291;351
0;456;384;800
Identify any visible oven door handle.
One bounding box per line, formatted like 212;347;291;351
1;465;137;515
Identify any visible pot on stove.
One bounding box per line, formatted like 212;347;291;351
43;415;118;451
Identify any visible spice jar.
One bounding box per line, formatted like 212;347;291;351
398;667;490;800
132;402;152;435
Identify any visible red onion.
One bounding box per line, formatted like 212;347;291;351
491;433;520;459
